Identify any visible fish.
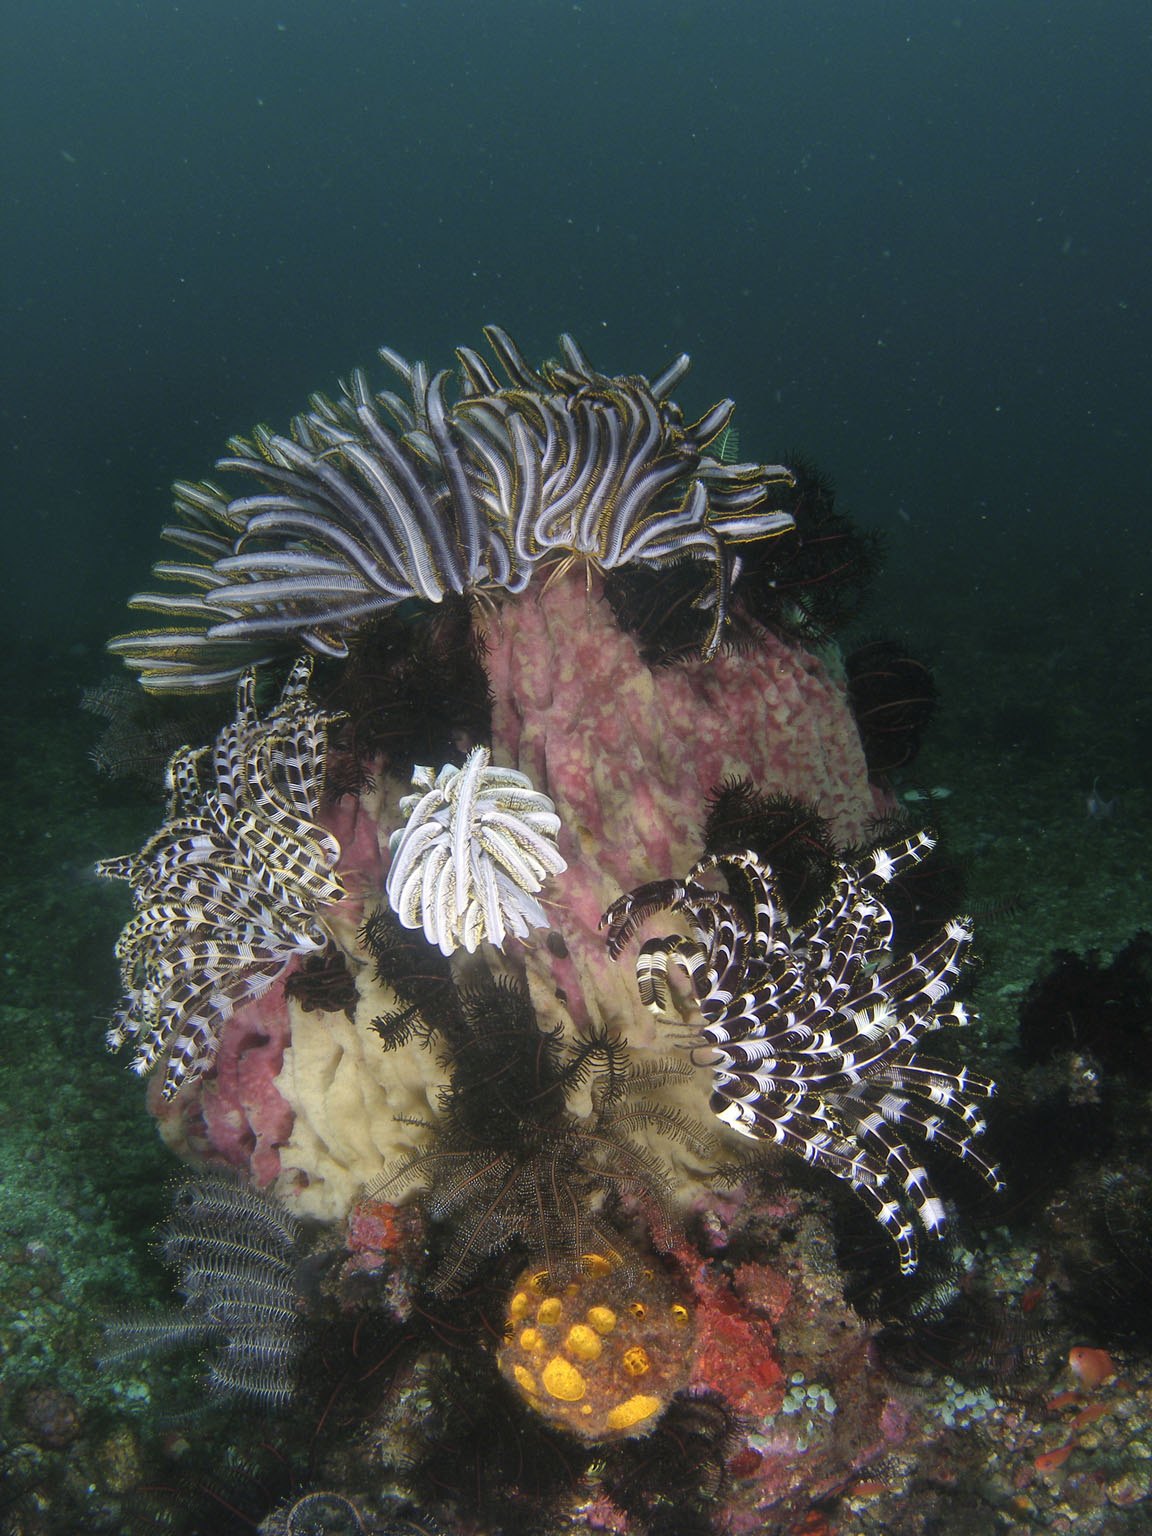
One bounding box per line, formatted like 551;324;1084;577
1086;777;1116;819
1068;1345;1115;1390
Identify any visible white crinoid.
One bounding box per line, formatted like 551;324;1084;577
385;746;567;955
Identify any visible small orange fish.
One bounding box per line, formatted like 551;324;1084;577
1020;1283;1046;1313
850;1481;889;1498
1035;1441;1074;1471
1046;1389;1082;1411
1068;1345;1115;1390
1071;1401;1111;1431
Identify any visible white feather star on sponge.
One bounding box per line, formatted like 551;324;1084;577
385;746;567;955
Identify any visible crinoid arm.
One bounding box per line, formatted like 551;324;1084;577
599;877;687;959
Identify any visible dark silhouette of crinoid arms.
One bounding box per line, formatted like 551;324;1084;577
845;637;938;782
370;972;715;1294
604;452;879;663
701;778;837;918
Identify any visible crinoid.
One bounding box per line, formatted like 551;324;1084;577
95;656;346;1098
384;746;567;955
359;903;460;1040
601;1390;744;1532
81;676;227;787
109;327;798;688
1059;1163;1152;1347
322;598;493;784
100;1169;305;1406
845;638;938;782
731;454;881;644
282;939;360;1020
701;778;837;917
369;972;715;1293
602;831;1003;1274
603;452;879;662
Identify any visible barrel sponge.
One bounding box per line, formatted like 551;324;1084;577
497;1253;694;1442
271;955;447;1223
484;573;889;1045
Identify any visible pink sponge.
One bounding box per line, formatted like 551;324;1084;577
484;573;887;1033
148;977;295;1186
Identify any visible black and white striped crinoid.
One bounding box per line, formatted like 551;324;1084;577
96;657;346;1099
601;830;1003;1273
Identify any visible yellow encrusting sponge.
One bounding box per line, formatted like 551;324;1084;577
497;1252;693;1441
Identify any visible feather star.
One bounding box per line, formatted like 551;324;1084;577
96;657;346;1099
601;831;1003;1273
385;746;567;955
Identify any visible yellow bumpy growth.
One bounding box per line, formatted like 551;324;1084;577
497;1253;694;1441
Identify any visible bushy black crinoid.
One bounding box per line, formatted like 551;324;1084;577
845;637;938;783
82;677;231;791
842;934;1152;1401
361;909;713;1294
854;932;1152;1384
1053;1161;1152;1349
318;598;492;795
283;939;360;1019
701;779;838;918
1017;931;1152;1085
599;1391;743;1536
840;1206;1053;1389
603;454;880;661
729;455;882;642
382;990;709;1295
700;781;968;955
986;933;1152;1329
359;902;461;1040
990;932;1152;1213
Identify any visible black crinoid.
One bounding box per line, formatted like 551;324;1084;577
283;938;361;1020
362;925;715;1295
701;778;838;919
845;637;938;784
602;452;880;662
318;596;494;793
849;1244;1053;1390
728;454;882;644
81;677;230;789
100;1169;306;1407
700;783;971;958
600;1390;744;1536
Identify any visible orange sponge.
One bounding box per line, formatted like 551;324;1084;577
498;1253;694;1441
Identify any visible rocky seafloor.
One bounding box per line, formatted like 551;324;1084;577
2;545;1151;1536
